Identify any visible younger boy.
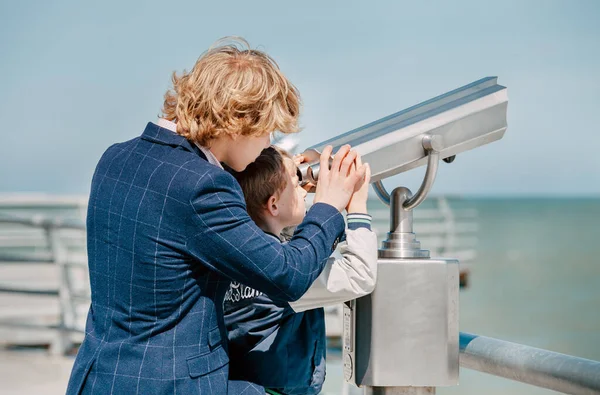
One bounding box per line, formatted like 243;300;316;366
224;146;377;395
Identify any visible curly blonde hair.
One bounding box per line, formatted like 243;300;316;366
161;37;301;147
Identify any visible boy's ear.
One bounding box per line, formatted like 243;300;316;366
266;195;279;217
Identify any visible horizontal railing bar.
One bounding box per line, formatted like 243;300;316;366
0;233;84;240
415;223;478;233
459;332;600;395
0;214;85;230
0;321;83;333
374;223;478;235
0;252;54;263
0;238;84;246
0;286;59;296
372;233;478;245
0;194;88;207
0;228;85;235
369;208;478;219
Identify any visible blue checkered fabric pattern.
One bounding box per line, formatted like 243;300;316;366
66;122;345;395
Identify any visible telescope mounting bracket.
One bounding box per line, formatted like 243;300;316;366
372;134;443;210
373;135;445;259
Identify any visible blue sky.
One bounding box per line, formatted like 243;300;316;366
1;0;599;196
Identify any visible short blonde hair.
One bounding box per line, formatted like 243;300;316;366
162;37;301;147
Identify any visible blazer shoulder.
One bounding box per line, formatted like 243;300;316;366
107;136;141;152
182;161;242;196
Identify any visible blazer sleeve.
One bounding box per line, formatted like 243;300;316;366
288;226;378;312
186;170;345;302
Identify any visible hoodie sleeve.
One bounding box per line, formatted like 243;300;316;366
288;214;378;312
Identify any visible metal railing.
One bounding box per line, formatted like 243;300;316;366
0;213;88;355
343;333;600;395
460;332;600;395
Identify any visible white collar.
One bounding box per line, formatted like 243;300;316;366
156;118;178;132
154;118;223;169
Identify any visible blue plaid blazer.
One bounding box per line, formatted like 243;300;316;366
66;122;344;395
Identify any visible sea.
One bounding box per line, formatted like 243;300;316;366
1;197;599;394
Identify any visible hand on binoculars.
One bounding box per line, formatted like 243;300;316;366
346;154;371;214
292;154;304;167
293;154;317;192
313;145;368;212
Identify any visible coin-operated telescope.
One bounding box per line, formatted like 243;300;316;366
300;77;508;394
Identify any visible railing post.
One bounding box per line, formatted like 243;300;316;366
46;226;74;355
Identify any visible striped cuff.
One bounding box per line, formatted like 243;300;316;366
347;213;372;230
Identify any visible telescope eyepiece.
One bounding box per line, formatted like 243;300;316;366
297;150;333;190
